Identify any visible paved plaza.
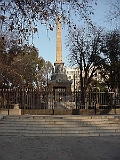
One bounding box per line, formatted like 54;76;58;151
0;136;120;160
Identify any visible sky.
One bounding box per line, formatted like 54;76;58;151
33;0;118;67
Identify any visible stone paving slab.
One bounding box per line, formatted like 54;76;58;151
0;136;120;160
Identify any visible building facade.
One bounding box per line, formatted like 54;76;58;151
64;66;104;92
64;67;80;92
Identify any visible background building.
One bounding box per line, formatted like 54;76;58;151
64;66;104;92
64;67;80;91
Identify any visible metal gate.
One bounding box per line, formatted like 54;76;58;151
0;88;120;115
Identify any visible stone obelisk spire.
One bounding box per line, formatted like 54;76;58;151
54;15;64;73
47;15;72;93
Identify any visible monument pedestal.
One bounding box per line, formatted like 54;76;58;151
9;104;21;115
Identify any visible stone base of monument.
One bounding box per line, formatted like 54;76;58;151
0;109;8;115
9;104;21;115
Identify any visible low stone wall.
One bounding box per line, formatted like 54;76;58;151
97;109;120;115
79;109;95;115
22;109;53;115
0;109;9;115
54;109;73;115
54;109;120;115
0;108;120;115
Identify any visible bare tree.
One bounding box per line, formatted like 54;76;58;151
106;0;120;26
0;0;96;44
66;26;105;103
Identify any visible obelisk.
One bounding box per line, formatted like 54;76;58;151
54;15;64;73
47;14;72;93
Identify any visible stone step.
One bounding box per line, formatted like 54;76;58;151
1;118;120;124
0;127;120;133
0;122;119;128
0;121;91;126
64;118;120;122
1;124;120;129
0;131;120;137
3;116;120;124
3;115;120;120
0;132;99;137
1;119;120;126
0;121;91;125
0;124;120;130
0;115;120;137
63;115;120;119
5;121;119;126
0;123;92;127
0;126;120;133
2;117;120;122
0;129;117;135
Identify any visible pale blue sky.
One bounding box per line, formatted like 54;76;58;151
33;0;118;66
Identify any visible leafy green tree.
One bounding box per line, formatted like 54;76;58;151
36;60;53;90
0;38;52;89
101;30;120;91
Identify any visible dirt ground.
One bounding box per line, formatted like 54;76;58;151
0;136;120;160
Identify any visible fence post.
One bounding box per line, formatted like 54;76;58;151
23;87;25;115
115;92;116;114
75;91;77;109
94;99;96;114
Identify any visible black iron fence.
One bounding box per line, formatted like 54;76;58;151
76;91;120;109
0;88;120;111
0;88;54;110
